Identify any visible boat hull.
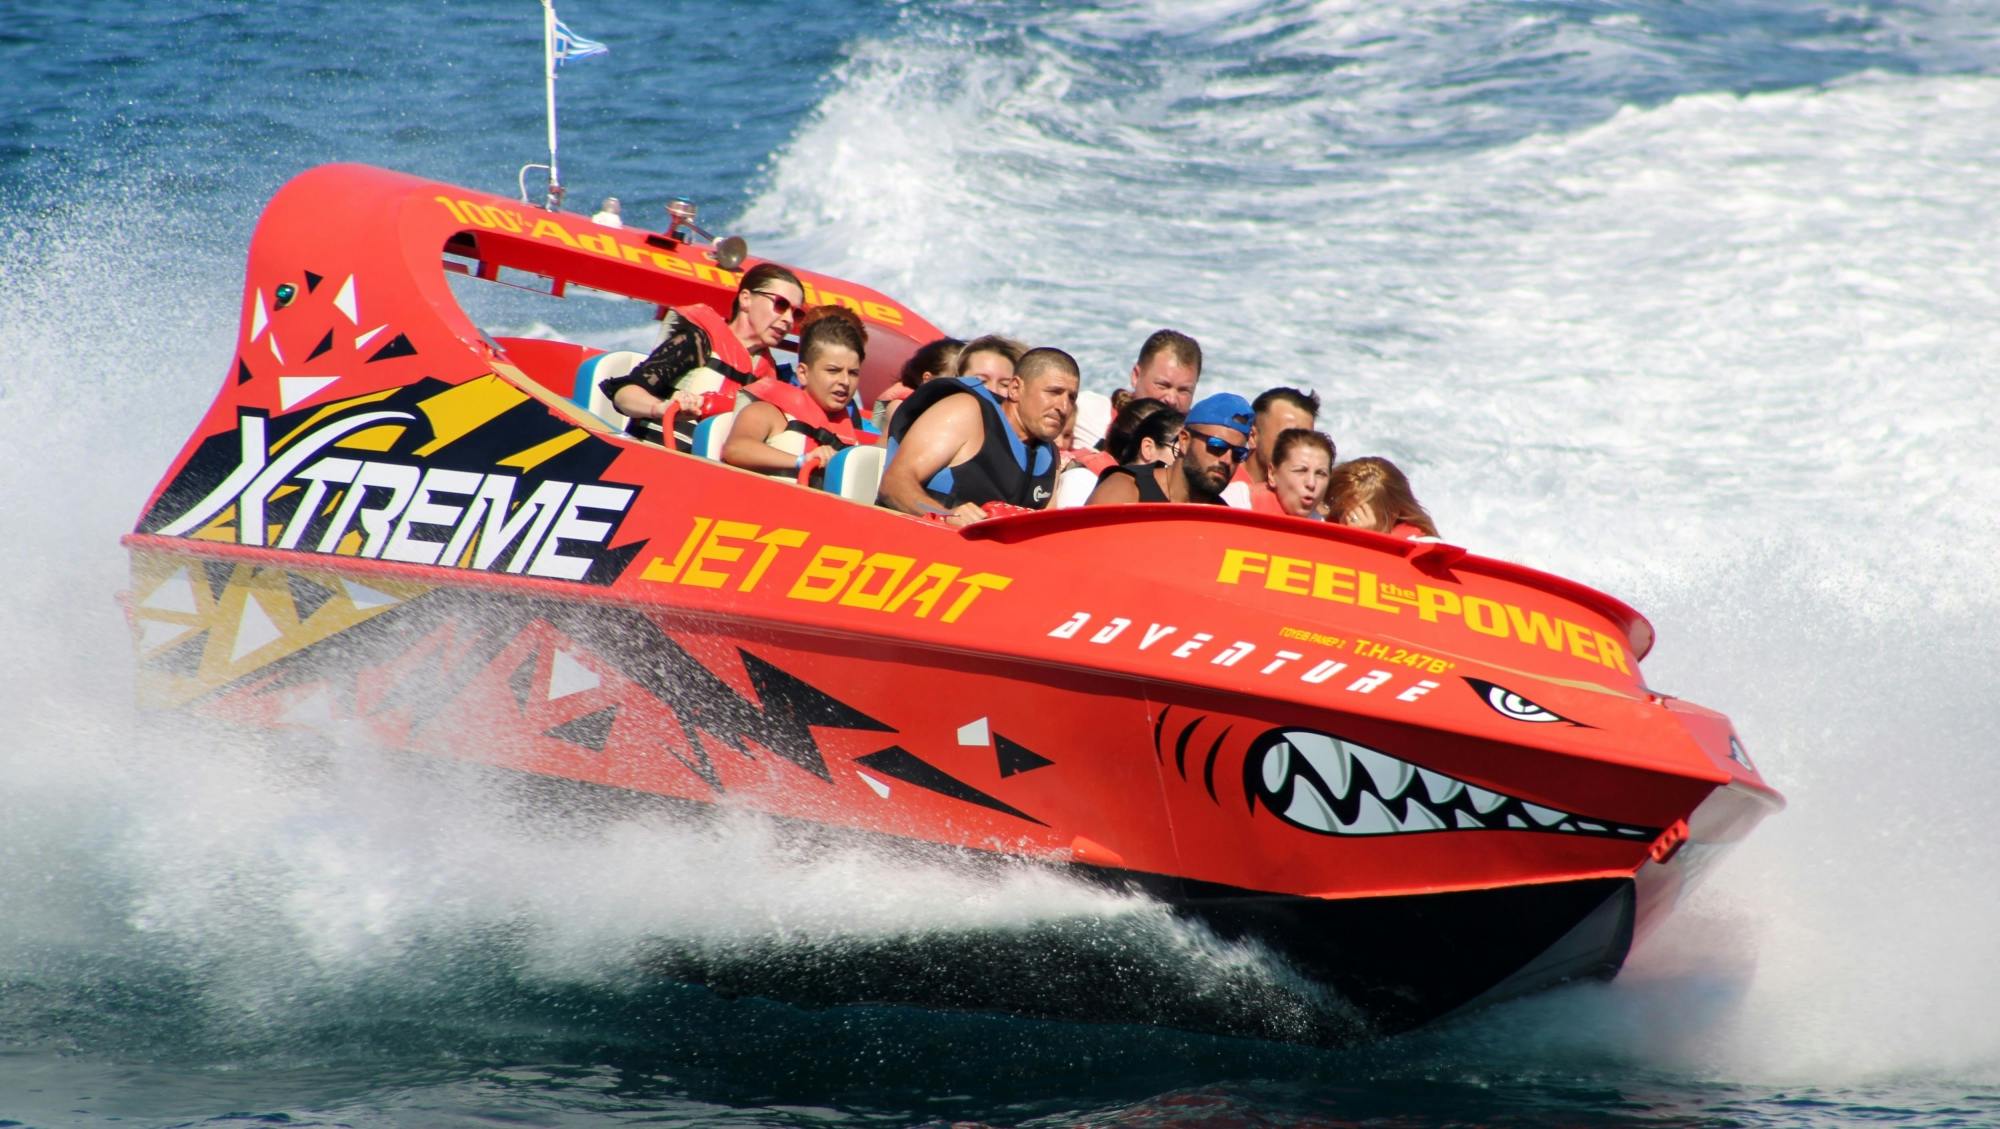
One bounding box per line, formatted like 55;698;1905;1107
124;536;1762;1041
120;162;1783;1043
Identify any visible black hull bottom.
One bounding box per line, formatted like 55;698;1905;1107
639;873;1634;1047
292;746;1638;1046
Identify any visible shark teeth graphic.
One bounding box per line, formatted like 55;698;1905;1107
1246;728;1659;840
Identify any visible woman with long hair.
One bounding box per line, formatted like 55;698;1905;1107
1327;456;1439;538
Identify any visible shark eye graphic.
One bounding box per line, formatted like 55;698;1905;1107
1465;679;1575;725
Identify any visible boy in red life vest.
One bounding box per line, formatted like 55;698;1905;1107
600;261;804;447
722;310;872;486
1222;386;1322;513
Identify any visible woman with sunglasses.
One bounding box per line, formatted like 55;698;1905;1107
600;261;806;447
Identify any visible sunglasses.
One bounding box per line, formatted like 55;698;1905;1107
752;290;802;317
1186;430;1250;462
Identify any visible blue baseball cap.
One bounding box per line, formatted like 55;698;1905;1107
1185;392;1253;436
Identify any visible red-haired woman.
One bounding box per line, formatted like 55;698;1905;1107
1327;456;1440;539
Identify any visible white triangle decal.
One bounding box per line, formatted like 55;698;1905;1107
332;275;358;323
279;375;340;410
341;579;401;610
140;567;199;614
230;595;284;662
278;374;340;410
269;335;285;365
354;324;388;351
956;717;990;747
548;649;601;700
857;771;891;799
249;289;269;341
139;618;192;652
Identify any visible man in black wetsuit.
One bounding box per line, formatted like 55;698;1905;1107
877;347;1080;526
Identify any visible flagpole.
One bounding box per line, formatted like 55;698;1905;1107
541;0;563;210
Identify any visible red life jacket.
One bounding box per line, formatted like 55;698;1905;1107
741;377;869;450
1070;448;1116;476
676;304;777;388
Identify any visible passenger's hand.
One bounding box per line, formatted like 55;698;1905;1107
944;503;987;527
670;388;704;414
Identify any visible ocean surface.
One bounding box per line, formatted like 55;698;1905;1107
4;0;2000;1124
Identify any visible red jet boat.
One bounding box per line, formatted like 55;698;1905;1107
122;163;1782;1044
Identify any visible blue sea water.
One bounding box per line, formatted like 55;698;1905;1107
5;1;2000;1125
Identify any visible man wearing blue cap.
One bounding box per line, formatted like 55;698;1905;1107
1180;392;1254;503
1087;390;1251;506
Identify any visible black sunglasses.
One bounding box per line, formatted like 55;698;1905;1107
752;289;802;317
1186;430;1249;462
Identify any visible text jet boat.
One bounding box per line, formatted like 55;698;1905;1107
122;163;1782;1044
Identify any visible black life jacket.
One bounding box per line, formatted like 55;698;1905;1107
1098;461;1171;503
887;375;981;444
909;382;1056;510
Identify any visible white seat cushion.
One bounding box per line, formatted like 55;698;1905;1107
572;350;646;427
822;445;886;504
690;411;735;460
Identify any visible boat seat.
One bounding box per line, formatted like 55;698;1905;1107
1073;388;1113;450
572;350;646;427
822;445;886;504
690;412;735;460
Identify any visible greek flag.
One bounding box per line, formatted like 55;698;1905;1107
553;17;608;64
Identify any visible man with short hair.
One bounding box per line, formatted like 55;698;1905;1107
1127;329;1202;411
1093;393;1251;506
878;347;1080;526
1222;386;1322;511
591;197;623;227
